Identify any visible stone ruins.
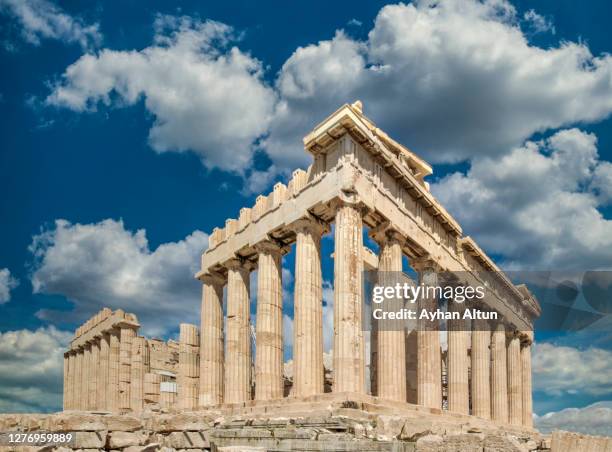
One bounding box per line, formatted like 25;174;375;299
52;101;610;451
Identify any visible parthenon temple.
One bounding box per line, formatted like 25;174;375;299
63;101;541;430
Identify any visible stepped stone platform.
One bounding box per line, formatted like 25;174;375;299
1;393;558;452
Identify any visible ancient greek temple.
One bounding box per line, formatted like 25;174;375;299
63;101;540;429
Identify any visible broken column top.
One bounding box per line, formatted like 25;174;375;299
70;308;140;350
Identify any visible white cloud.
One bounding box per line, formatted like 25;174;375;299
0;268;18;304
592;161;612;205
432;129;612;269
0;0;101;49
535;401;612;436
532;342;612;398
29;218;208;337
267;0;612;168
523;9;555;35
46;15;276;174
0;326;72;412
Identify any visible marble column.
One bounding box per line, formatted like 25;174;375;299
83;343;91;410
199;274;225;407
293;217;325;397
63;353;69;410
224;259;253;404
130;336;149;413
507;332;523;426
373;228;406;402
491;322;508;423
90;339;100;410
67;351;76;410
416;263;442;409
471;318;491;419
178;324;200;410
98;333;110;411
521;337;533;428
74;349;83;410
119;327;136;412
333;204;365;393
255;241;284;401
108;329;121;412
447;300;469;414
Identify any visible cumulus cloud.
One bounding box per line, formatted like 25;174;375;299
266;0;612;168
0;0;101;49
532;342;612;398
535;401;612;436
0;268;18;303
432;129;612;269
523;9;555;35
46;15;276;174
29;218;208;336
0;326;72;412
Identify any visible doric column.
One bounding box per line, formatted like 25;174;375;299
67;351;76;410
521;335;533;428
491;321;508;423
130;336;149;413
74;348;83;410
108;329;121;412
63;352;69;410
293;217;325;397
447;299;469;414
415;261;442;409
144;372;161;405
98;333;110;411
119;326;136;412
83;343;91;410
333;203;365;393
507;331;523;426
224;259;253;404
471;318;491;419
178;324;200;410
199;273;225;407
371;227;406;402
90;339;100;410
255;241;284;401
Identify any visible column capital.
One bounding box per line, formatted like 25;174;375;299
519;330;534;345
411;257;443;274
330;195;369;217
201;271;226;286
290;214;328;236
369;221;404;246
225;257;256;272
253;238;289;256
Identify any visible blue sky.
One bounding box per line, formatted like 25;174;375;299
0;0;611;433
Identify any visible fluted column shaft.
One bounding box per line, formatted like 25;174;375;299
74;349;83;410
255;242;284;401
83;344;91;410
108;329;121;412
521;339;533;428
130;336;149;413
90;340;100;410
199;276;225;407
119;327;136;412
491;322;508;422
63;353;69;410
225;260;252;404
507;332;523;426
293;218;325;397
471;318;491;419
333;204;365;393
179;324;200;410
447;301;469;414
416;265;442;409
67;352;75;410
98;333;110;411
374;231;406;402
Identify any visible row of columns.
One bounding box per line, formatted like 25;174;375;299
197;205;533;428
64;329;124;411
64;322;201;413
